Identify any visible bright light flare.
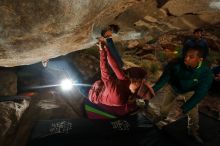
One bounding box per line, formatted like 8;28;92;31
60;79;73;91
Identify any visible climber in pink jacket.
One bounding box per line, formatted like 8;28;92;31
88;39;154;116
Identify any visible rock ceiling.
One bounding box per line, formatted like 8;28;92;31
1;0;220;67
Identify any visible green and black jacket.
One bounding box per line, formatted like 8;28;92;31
153;59;213;113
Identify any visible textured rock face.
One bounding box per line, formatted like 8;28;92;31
0;0;220;67
0;99;30;138
0;0;138;67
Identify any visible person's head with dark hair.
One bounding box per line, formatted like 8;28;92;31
193;28;203;39
193;28;203;34
184;46;204;68
125;67;147;93
125;67;147;80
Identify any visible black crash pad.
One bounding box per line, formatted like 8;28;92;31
163;112;220;146
27;113;176;146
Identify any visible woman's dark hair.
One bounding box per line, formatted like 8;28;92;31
193;28;203;34
125;67;147;80
187;46;205;58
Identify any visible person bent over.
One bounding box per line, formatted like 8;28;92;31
88;39;154;116
147;46;213;143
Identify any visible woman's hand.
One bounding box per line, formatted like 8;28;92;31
137;80;155;101
97;36;105;42
96;41;103;50
96;37;106;51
